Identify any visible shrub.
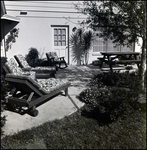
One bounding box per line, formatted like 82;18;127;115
25;47;39;67
88;70;142;91
5;28;19;52
78;71;144;123
1;57;7;76
125;65;133;70
1;56;9;99
1;57;8;136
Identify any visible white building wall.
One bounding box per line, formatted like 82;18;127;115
4;1;142;65
4;1;86;65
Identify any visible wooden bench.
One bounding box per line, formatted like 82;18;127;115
99;52;141;72
116;59;141;65
98;57;116;67
116;59;141;69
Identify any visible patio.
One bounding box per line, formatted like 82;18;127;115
1;65;99;137
1;64;138;137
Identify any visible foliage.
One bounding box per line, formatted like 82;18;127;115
74;1;146;87
78;71;145;122
1;57;9;100
1;69;146;149
38;48;45;59
74;1;146;47
25;47;40;67
1;102;146;149
1;57;7;76
82;30;94;65
69;27;93;65
1;114;7;136
5;28;19;51
125;65;133;70
69;28;84;65
1;57;8;136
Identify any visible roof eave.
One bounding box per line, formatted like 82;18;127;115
1;14;20;22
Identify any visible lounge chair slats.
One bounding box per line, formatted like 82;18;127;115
14;54;56;78
5;73;71;116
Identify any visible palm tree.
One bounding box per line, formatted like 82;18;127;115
82;30;94;65
69;27;93;65
69;28;84;65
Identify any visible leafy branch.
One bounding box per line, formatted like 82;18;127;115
5;28;19;51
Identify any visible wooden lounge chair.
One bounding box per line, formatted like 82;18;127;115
14;54;56;77
46;52;68;70
3;58;54;79
5;73;71;116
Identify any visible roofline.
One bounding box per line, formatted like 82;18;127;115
1;14;20;22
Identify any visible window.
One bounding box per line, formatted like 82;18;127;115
93;36;106;52
54;28;66;46
107;40;119;52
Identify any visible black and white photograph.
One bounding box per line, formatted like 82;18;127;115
1;1;146;149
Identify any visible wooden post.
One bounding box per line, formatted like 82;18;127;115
27;92;34;102
65;88;68;96
67;94;79;110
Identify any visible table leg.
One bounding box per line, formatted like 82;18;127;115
99;55;105;68
134;54;141;69
108;56;113;72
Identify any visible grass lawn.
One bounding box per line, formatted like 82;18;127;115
1;65;146;149
1;102;146;149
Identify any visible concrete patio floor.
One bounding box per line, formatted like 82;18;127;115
1;64;138;138
1;65;100;137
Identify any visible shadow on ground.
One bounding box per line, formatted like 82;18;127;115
56;65;100;88
80;107;113;126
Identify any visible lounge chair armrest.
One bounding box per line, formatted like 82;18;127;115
22;67;32;71
58;57;65;60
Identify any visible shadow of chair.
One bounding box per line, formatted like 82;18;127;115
5;73;71;116
46;52;68;70
14;54;56;78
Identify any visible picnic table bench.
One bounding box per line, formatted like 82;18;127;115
98;52;141;72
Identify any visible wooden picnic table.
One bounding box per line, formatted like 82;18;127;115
99;52;141;72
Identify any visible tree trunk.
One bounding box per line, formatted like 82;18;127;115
77;59;81;66
139;37;146;90
85;52;89;65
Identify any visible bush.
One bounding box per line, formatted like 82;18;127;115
1;57;8;135
78;71;144;123
1;57;7;76
1;56;9;100
25;47;39;67
125;65;133;70
88;71;142;91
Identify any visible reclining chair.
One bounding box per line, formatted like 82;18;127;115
14;54;56;77
46;52;68;70
3;58;54;79
5;73;71;116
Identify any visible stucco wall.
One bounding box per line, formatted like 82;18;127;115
4;1;142;65
6;17;81;65
4;1;85;65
